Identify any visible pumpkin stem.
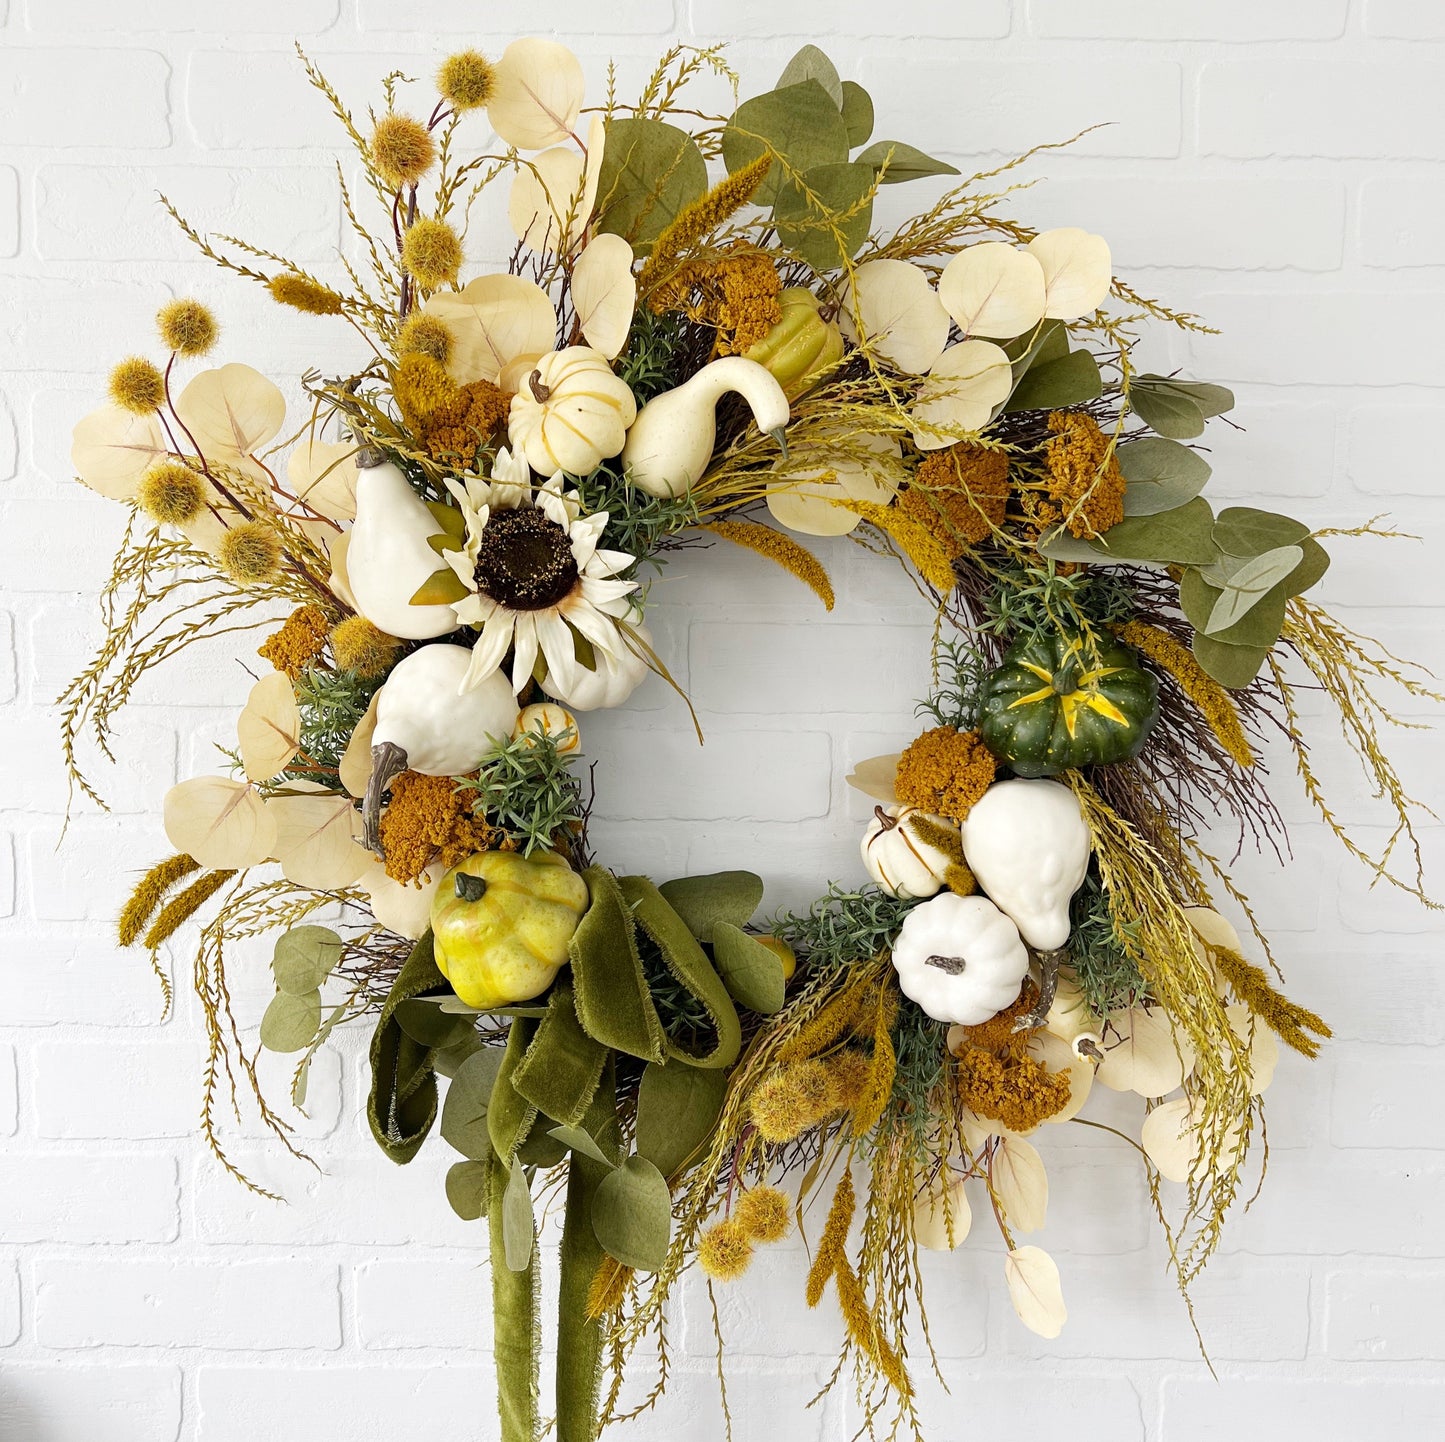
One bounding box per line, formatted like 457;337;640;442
361;740;409;857
528;369;551;403
1012;946;1067;1032
454;872;488;902
874;804;899;831
924;953;966;975
1050;660;1079;696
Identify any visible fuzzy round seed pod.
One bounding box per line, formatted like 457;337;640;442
136;462;207;525
267;273;345;316
697;1218;755;1282
108;357;166;414
401;218;463;290
437;50;496;111
156;298;219;357
396;313;453;366
823;1049;874;1112
370;112;437;187
216;522;281;584
735;1185;791;1244
330;615;401;678
749;1058;833;1144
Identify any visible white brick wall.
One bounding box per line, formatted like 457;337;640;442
1;3;1442;1438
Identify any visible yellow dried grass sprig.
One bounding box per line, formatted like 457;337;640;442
805;1169;855;1307
838;500;957;593
118;853;199;947
703;521;834;610
1210;945;1331;1058
142;869;236;950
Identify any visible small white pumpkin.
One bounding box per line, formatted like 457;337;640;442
507;346;636;476
891;892;1030;1026
959;779;1091;951
861;804;957;900
513;701;581;754
544;622;652;711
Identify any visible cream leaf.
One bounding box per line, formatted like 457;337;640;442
938;242;1047;339
163;776;277;870
1097;1005;1196;1096
838;258;950;374
992;1135;1048;1233
488;37;585;150
1028;227;1113;322
910;340;1013;450
174;363;286;459
269;791;370;890
70;404;170;501
236;672;301;783
914;1174;972;1251
1005;1246;1067;1338
571;234;637;359
424;274;558;387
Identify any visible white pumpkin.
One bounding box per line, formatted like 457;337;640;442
861;805;958;900
891;892;1030;1026
507;347;636;476
959;779;1091;951
513;701;581;754
544;622;652;711
346;454;459;640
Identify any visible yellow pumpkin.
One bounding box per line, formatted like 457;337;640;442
430;849;590;1008
744;288;844;398
507;346;636;476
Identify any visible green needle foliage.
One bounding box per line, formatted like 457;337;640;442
772;883;917;977
294;665;383;769
1068;872;1147;1016
457;728;587;855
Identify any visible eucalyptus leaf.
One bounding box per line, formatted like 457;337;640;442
722;80;849;205
1213;506;1310;559
773;160;874;271
1035;527;1110;564
711;923;787;1014
1092;497;1219;566
635;1063;728;1177
855;140;960;184
272;925;341;996
445;1159;490;1222
260;988;321;1053
503;1160;534;1272
1181;536;1329;649
1138;374;1235;419
591;1154;672;1271
1005;319;1069;371
439;1048;504;1160
515;1122;569;1169
1205;545;1305;634
1130;381;1205;440
1192;632;1272;689
777;45;843;106
548;1123;615;1168
394;997;476;1050
434;1031;484;1079
596;118;708;253
840;80;874;147
1118;437;1212;517
1004;349;1102;413
657;871;764;943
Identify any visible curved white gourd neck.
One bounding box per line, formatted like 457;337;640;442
682;356;791;435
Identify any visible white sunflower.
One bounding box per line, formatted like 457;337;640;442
441;448;641;703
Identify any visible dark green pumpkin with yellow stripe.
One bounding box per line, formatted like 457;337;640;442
979;632;1159;777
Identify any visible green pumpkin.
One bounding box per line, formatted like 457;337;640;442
979;633;1159;777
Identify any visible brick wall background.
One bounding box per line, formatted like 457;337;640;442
2;1;1443;1438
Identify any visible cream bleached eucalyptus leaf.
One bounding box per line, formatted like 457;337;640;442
508;146;587;254
992;1135;1048;1233
269;790;370;890
360;855;441;941
1004;1246;1067;1339
424;274;558;387
937;242;1047;340
174;363;286;459
571;233;637;360
910;340;1013;451
1226;1002;1280;1095
339;691;381;799
1028;228;1113;322
71;403;170;500
488;36;585;150
837;259;949;375
1096;1005;1196;1096
844;752;901;804
766;432;905;536
163;776;277;870
287;439;358;522
914;1174;972;1251
236;672;302;783
1025;1029;1094;1124
1140;1096;1195;1184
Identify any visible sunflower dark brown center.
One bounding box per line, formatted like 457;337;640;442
474;506;579;611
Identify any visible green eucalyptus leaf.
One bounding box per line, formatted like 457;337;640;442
1004;349;1102;413
1205;545;1305;634
596;118;708;253
1005;319;1069;371
1118;437;1213;517
515;1122;569;1169
439;1048;504;1160
1035;528;1109;564
711;923;787;1015
260;988;321;1053
1192;632;1272;690
502;1159;534;1272
1091;497;1219;567
777;45;843;106
272;925;341;996
591;1154;672;1271
433;1030;484;1079
840;80;874;147
635;1063;728;1177
445;1159;490;1222
394;997;476;1050
1138;374;1235;419
657;871;764;943
1213;506;1311;559
722;80;849;205
1130;380;1206;440
773;160;874;272
548;1124;614;1167
855;139;960;184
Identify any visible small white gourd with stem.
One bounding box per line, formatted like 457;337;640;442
621;355;791;498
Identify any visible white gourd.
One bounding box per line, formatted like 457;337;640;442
346;453;458;640
544;623;652;711
959;779;1091;951
622;356;790;498
361;644;519;850
861;805;958;900
890;892;1031;1026
507;347;637;476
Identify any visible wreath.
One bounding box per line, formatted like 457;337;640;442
62;37;1437;1442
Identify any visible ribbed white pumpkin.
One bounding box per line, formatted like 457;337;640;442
543;623;652;711
860;805;957;900
890;892;1030;1026
507;347;636;476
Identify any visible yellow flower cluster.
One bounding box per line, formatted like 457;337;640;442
257;604;331;678
894;725;997;822
397;313;454;366
900;444;1011;556
437;50;496;111
156;298;219;357
652;244;783;354
378;771;502;884
951;983;1072;1132
267;273;345;316
1036;410;1125;539
108;357;165;415
419;380;511;465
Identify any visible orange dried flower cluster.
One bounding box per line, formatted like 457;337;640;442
899;444;1011;556
651;245;782;353
257;604;330;678
1035;410;1126;539
894;725;997;822
418;379;511;464
955;1044;1072;1133
378;771;504;884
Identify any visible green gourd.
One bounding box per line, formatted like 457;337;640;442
978;633;1159;777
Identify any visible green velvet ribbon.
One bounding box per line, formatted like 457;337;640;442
366;931;447;1164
